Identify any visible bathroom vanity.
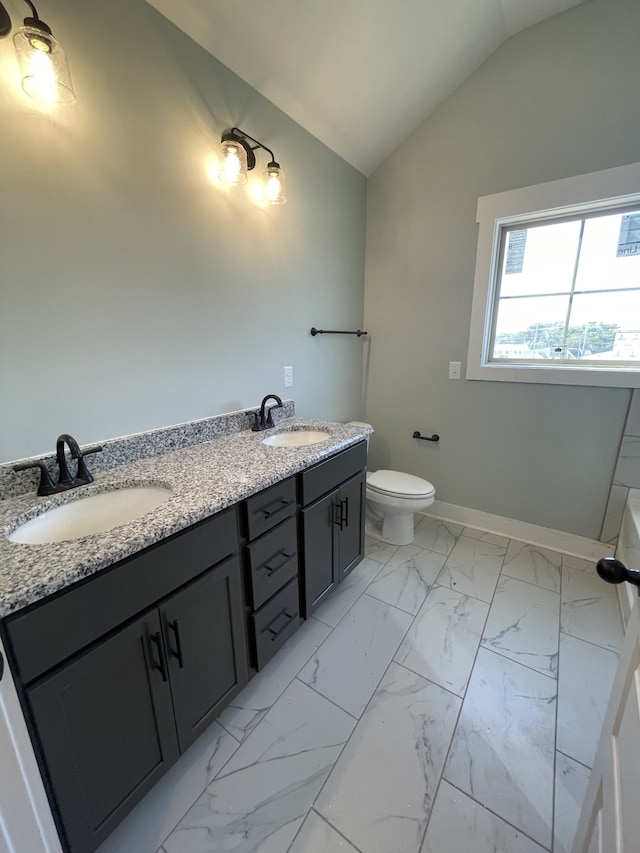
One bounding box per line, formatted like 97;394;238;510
0;417;369;853
4;509;247;853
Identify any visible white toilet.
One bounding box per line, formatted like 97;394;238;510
348;422;435;546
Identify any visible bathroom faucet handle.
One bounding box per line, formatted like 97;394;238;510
75;445;103;485
80;445;103;458
13;460;57;496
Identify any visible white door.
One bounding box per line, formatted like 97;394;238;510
571;582;640;852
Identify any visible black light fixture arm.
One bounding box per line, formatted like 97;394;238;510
23;0;40;20
0;1;11;37
226;127;280;169
0;0;50;39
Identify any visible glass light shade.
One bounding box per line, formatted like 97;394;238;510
13;25;75;106
263;165;287;205
219;139;248;185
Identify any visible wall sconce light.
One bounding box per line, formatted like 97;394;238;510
0;0;75;105
219;127;287;205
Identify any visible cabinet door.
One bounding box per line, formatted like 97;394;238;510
337;471;365;582
27;609;179;853
301;492;337;616
162;556;248;753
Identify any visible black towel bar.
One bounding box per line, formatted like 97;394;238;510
413;431;439;442
310;327;368;337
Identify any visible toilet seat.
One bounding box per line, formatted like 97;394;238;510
367;470;435;500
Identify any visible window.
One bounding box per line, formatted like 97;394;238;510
467;162;640;387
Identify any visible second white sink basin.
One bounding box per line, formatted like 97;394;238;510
262;429;331;447
8;486;173;545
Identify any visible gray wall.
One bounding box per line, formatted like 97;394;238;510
602;389;640;544
364;0;639;539
0;0;366;463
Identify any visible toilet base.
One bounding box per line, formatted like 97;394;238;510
366;509;416;546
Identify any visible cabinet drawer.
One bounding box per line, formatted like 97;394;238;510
252;578;300;670
247;517;298;610
244;477;296;539
299;441;367;506
4;507;238;685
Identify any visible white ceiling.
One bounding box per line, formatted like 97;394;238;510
146;0;584;176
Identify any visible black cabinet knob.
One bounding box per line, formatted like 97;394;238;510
596;556;640;590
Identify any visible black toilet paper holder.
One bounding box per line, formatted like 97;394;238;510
413;431;439;442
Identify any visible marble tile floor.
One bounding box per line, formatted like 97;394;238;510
105;517;625;853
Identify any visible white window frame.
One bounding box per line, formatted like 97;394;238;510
466;161;640;388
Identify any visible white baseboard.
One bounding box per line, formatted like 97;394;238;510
422;499;615;561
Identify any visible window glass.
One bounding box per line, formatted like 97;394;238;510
498;220;581;298
492;296;569;360
467;162;640;387
490;207;640;366
575;213;640;291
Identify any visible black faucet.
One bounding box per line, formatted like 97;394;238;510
14;433;103;496
56;434;102;489
252;395;284;431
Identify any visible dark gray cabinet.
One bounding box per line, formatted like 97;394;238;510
1;442;368;853
241;477;301;670
300;442;367;616
27;607;180;853
2;509;247;853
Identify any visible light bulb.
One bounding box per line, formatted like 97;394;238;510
25;47;57;103
223;145;241;183
266;171;281;202
263;165;287;205
219;139;248;185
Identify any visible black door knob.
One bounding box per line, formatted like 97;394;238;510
596;556;640;589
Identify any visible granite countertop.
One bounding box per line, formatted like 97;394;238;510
0;419;370;619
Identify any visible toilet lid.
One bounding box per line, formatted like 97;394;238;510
367;470;435;499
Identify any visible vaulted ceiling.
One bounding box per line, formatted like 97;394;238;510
146;0;585;175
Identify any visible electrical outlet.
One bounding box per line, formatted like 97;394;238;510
449;361;461;380
283;365;294;388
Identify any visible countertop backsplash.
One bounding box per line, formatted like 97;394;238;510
0;401;295;502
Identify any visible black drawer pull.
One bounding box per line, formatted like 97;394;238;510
166;619;185;668
333;500;343;529
265;609;296;641
147;631;168;682
261;498;295;519
262;550;295;576
343;497;349;528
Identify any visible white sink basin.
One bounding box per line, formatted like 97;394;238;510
261;429;331;447
8;486;173;545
